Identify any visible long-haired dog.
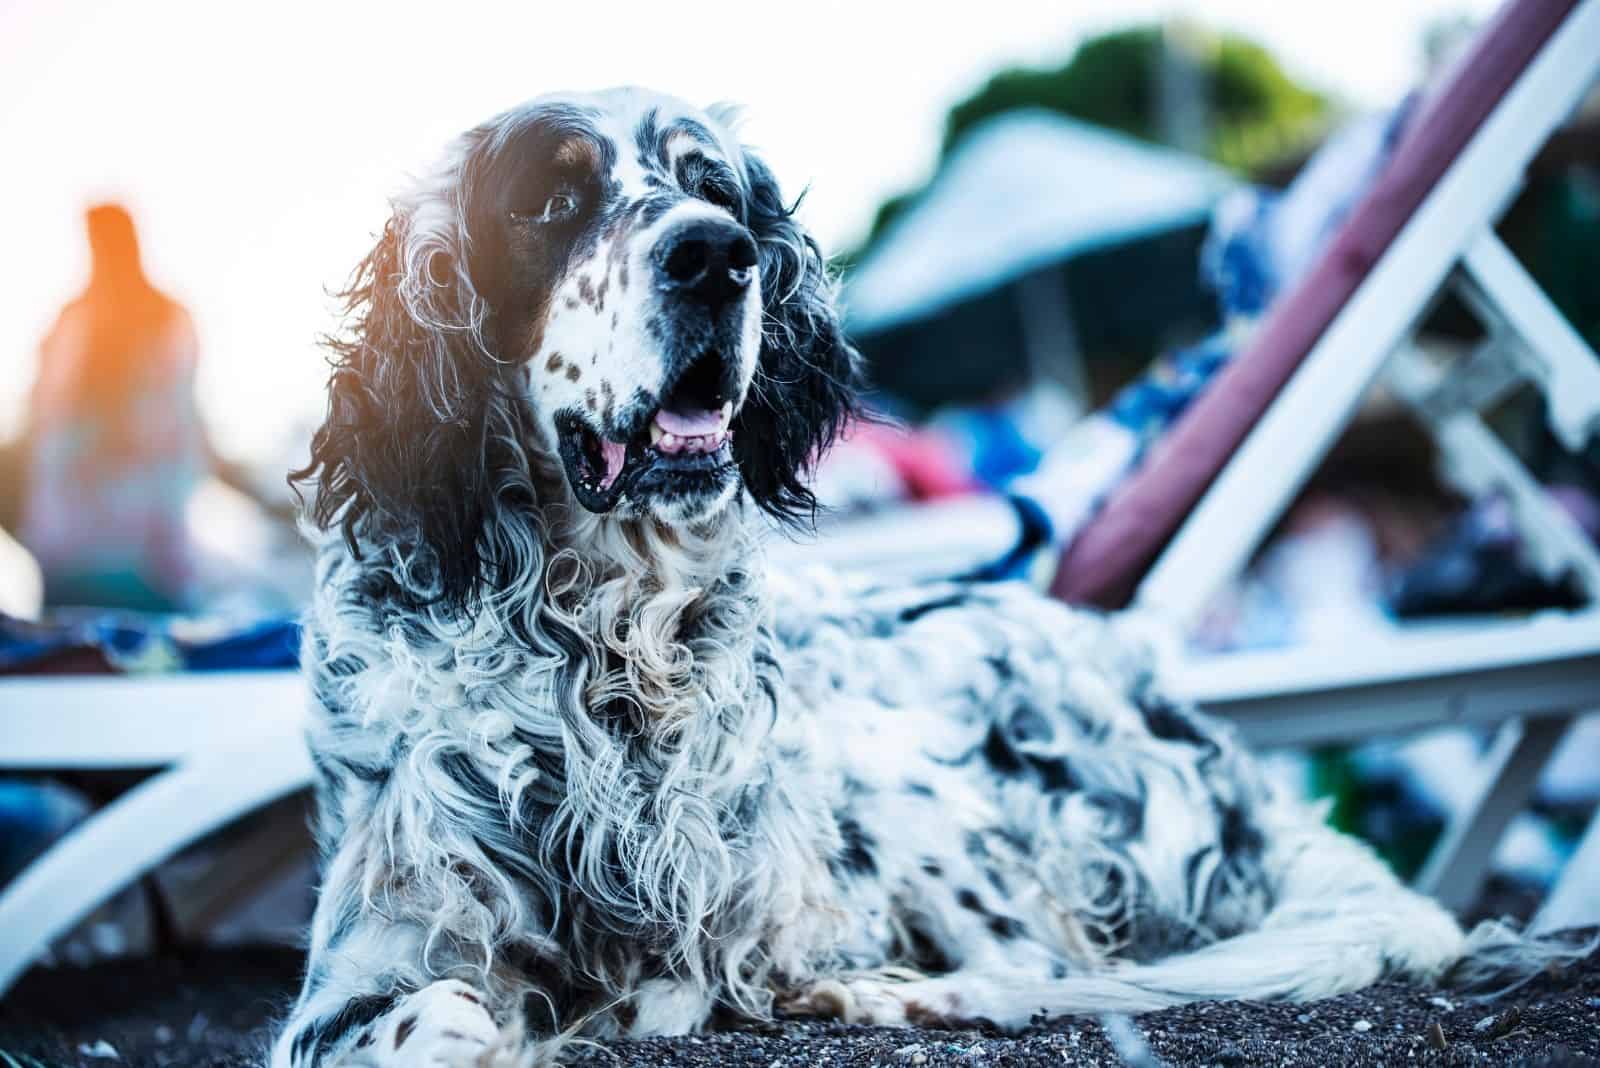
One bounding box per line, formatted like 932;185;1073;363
274;88;1540;1066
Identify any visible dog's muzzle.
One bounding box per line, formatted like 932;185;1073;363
554;216;758;517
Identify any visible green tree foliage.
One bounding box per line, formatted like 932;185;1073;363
1206;32;1331;173
846;24;1329;265
944;29;1171;157
949;26;1329;171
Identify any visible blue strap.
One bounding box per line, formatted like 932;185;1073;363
958;494;1054;583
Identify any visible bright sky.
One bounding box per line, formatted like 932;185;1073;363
0;0;1497;464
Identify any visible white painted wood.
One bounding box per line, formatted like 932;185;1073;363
1433;412;1600;596
0;672;308;767
1402;335;1522;427
1415;715;1572;913
1170;613;1600;748
1460;230;1600;451
0;672;312;992
0;722;313;992
768;495;1021;583
1387;345;1600;597
1534;809;1600;934
1173;614;1600;705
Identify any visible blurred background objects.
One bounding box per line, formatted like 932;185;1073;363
0;0;1595;975
0;0;1505;472
20;206;218;612
1;205;304;619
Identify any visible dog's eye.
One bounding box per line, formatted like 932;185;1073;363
541;193;578;221
701;179;741;217
512;191;580;226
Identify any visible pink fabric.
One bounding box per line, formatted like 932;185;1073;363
1051;0;1577;609
848;422;981;501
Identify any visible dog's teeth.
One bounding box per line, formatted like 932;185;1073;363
718;401;733;427
650;423;664;446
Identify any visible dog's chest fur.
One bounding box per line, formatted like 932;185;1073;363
300;521;1276;1031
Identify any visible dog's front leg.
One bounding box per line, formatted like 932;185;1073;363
621;977;716;1037
274;974;505;1068
270;828;511;1067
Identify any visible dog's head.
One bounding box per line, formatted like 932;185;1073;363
297;89;862;603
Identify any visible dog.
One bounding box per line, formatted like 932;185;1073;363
273;87;1531;1067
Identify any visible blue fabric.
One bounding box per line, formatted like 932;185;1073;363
941;408;1046;489
181;619;301;671
1204;194;1279;317
0;781;85;884
1105;332;1234;451
0;611;300;674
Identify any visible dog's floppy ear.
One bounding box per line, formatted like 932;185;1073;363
293;190;524;610
732;151;866;523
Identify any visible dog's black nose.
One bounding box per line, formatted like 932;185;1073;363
656;219;758;309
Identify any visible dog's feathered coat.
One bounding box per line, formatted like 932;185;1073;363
274;89;1495;1067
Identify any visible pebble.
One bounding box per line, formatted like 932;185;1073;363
153;1025;174;1044
1490;1005;1522;1039
77;1040;119;1060
1427;996;1455;1011
1352;1019;1373;1033
1471;1005;1526;1040
1215;1041;1246;1065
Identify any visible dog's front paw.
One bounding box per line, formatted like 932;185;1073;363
368;980;505;1067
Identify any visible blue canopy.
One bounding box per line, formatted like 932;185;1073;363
843;111;1236;335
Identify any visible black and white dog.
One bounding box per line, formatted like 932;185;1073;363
274;88;1517;1066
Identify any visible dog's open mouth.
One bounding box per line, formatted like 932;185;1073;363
557;352;738;513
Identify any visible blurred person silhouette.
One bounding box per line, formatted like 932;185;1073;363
10;204;278;613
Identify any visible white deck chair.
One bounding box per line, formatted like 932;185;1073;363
1109;0;1600;922
0;671;309;993
795;0;1600;924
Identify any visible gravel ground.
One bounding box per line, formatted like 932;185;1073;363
1;938;1596;1068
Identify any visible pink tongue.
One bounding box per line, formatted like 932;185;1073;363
655;408;723;436
599;438;627;489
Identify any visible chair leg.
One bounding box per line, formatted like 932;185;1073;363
1533;803;1600;935
1415;713;1572;913
0;729;311;995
